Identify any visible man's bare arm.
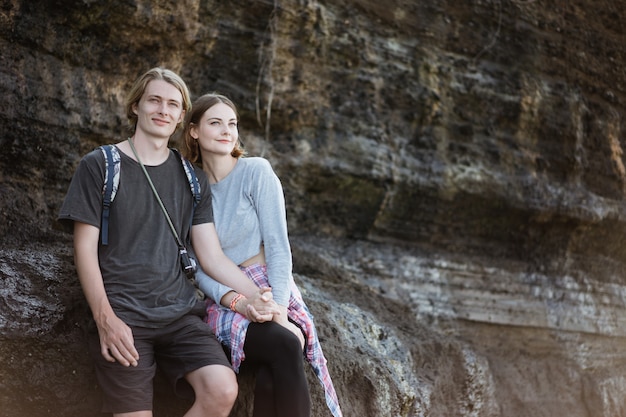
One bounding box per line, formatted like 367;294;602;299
73;222;139;367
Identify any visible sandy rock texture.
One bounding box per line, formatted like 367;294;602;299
2;0;626;416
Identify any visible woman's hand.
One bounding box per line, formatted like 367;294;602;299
273;305;305;349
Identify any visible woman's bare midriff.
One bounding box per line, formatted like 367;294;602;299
239;245;266;267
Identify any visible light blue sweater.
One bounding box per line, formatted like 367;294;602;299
195;157;293;306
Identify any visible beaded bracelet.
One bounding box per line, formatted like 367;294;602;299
229;293;245;312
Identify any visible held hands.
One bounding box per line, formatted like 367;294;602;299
229;291;304;348
234;287;280;322
96;312;139;367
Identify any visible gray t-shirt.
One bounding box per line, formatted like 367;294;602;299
58;146;213;328
196;157;293;305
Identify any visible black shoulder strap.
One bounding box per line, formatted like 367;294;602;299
171;148;201;209
99;145;120;245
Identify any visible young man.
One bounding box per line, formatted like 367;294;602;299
58;67;279;417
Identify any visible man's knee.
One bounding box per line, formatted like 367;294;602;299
208;374;238;405
188;365;238;409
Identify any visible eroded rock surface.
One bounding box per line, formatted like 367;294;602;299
2;0;626;416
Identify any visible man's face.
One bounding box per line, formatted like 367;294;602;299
133;79;185;139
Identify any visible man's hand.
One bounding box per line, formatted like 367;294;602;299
96;313;139;367
73;222;140;367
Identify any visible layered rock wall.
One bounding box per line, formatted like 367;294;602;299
2;0;626;416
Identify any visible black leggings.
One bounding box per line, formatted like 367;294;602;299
242;321;311;417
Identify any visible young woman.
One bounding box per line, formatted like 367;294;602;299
181;93;342;417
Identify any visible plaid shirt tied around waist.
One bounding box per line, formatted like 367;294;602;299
205;263;343;417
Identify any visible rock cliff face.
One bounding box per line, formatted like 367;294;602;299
2;0;626;416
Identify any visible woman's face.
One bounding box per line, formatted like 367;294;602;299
191;102;239;157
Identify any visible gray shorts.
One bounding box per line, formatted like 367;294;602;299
88;313;232;414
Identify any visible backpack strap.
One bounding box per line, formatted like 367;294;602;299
171;149;201;246
171;148;201;245
172;148;201;210
99;145;121;246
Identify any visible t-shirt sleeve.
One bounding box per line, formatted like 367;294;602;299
57;150;106;232
191;166;214;225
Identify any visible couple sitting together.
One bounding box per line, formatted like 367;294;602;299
58;67;342;417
